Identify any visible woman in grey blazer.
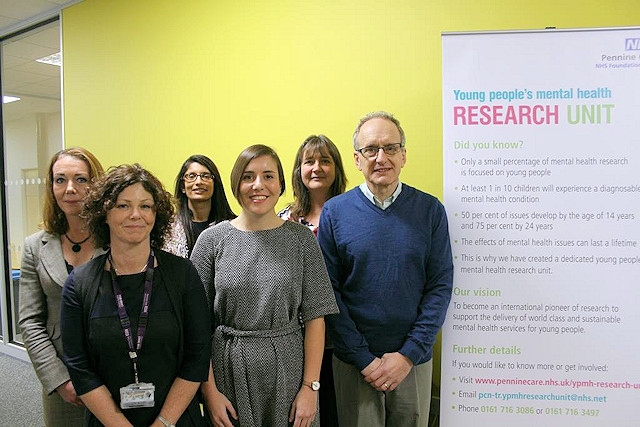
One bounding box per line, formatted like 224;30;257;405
19;147;104;427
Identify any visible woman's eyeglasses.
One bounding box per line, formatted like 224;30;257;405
183;172;214;182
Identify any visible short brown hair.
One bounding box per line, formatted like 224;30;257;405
352;111;406;150
230;144;285;204
83;164;174;248
43;147;104;235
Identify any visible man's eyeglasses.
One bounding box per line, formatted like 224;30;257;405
183;172;214;182
355;143;405;159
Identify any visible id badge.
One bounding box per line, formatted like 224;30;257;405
120;382;155;409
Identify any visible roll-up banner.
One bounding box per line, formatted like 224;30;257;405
442;27;640;427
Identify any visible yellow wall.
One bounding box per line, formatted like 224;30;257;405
60;0;640;396
62;0;640;209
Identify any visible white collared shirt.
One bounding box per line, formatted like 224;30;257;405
359;182;403;210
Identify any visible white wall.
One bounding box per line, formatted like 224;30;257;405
4;112;62;269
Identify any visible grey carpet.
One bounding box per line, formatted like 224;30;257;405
0;352;43;427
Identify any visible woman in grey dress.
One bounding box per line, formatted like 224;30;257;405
191;144;338;427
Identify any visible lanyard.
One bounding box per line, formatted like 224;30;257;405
109;250;155;384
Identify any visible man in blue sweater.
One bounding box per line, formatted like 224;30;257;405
317;111;453;427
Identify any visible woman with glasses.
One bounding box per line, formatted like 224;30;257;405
191;144;338;427
163;155;235;257
19;147;104;427
278;135;346;426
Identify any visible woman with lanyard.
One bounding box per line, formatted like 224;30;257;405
19;147;104;427
191;145;338;427
163;155;235;258
61;164;211;427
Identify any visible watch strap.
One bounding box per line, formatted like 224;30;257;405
157;415;176;427
302;380;320;390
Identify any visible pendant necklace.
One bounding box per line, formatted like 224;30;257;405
65;234;91;253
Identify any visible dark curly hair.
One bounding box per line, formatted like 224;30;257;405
82;164;174;248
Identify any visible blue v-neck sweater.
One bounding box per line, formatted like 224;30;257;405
318;184;453;370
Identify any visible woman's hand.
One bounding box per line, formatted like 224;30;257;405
205;389;238;427
56;380;83;407
289;387;317;427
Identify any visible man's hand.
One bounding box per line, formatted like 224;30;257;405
360;357;383;378
363;352;413;392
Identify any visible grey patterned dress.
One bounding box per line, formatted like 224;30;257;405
190;220;338;427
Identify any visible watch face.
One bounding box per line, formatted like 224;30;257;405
311;381;320;391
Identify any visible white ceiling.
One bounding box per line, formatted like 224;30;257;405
1;0;82;121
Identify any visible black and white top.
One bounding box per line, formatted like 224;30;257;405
191;220;338;427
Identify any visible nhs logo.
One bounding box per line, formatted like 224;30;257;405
625;38;640;50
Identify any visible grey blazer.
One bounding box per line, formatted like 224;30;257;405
18;230;105;394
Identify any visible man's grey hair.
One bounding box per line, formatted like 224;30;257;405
352;111;406;150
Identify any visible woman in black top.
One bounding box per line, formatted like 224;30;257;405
61;164;211;427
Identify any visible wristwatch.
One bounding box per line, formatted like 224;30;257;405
303;380;321;391
157;415;176;427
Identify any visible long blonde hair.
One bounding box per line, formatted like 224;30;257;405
42;147;104;235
